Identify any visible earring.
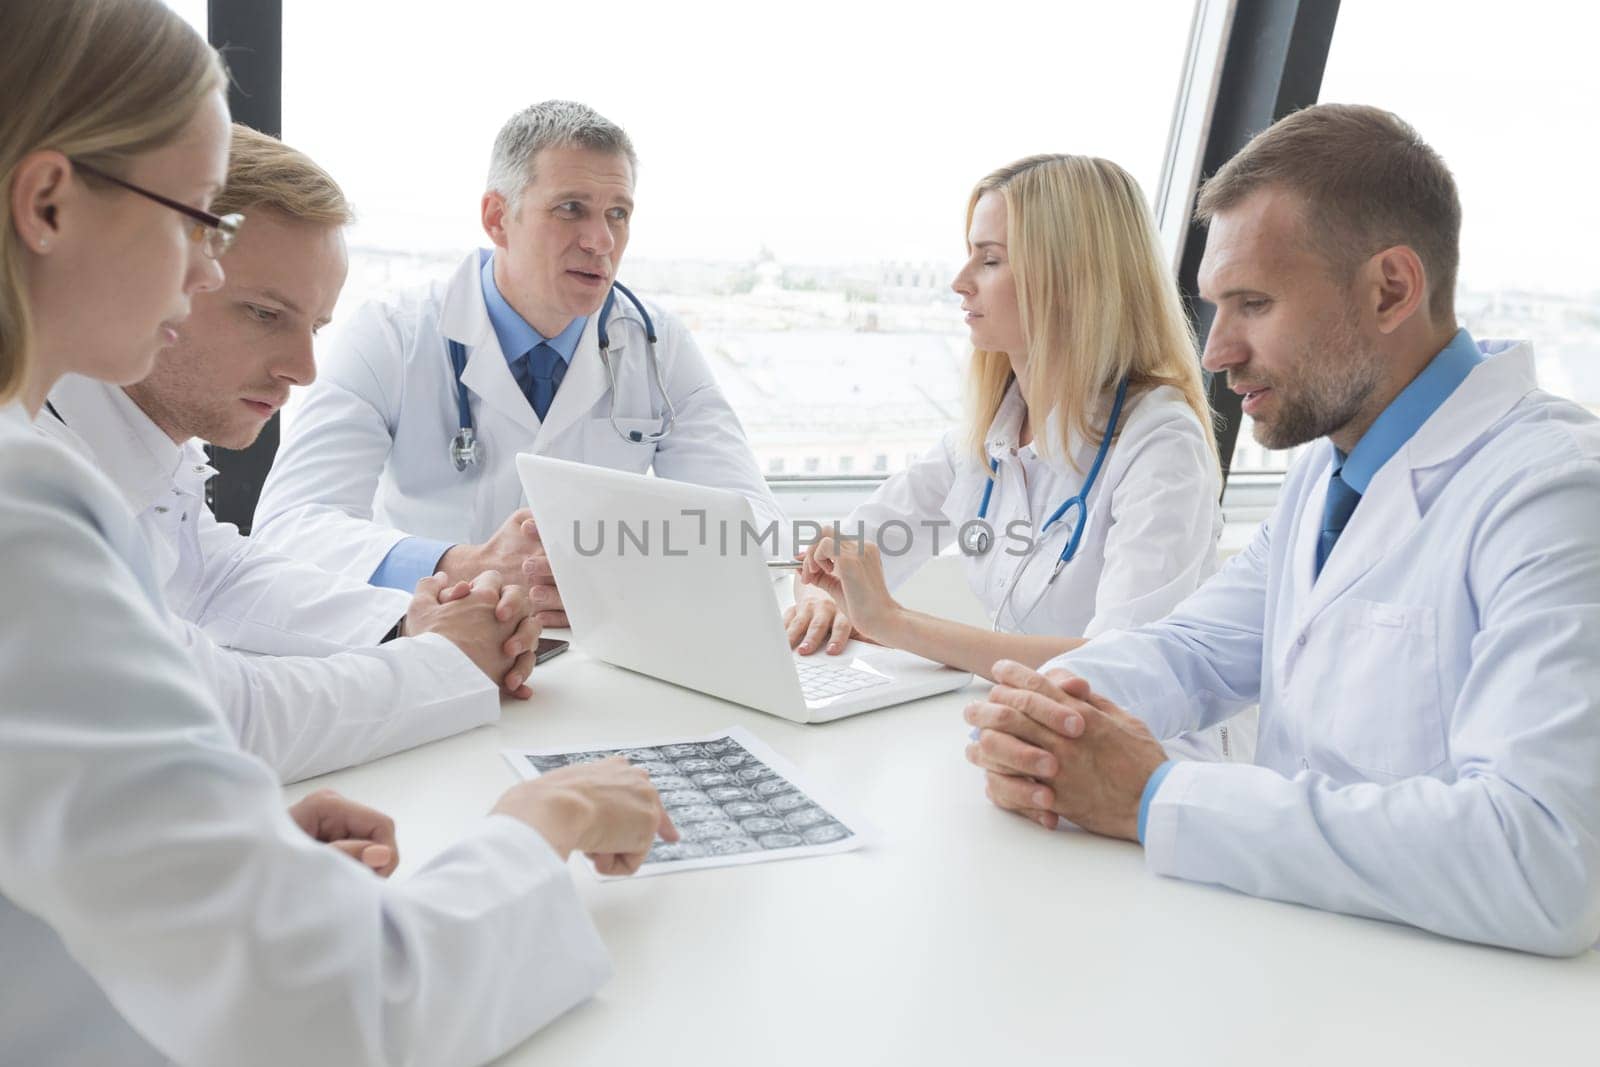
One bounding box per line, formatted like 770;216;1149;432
38;238;49;250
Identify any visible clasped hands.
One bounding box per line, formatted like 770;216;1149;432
964;661;1168;842
440;508;567;628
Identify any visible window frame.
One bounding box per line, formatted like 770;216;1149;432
203;0;1342;530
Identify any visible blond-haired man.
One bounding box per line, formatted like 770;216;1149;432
39;125;539;786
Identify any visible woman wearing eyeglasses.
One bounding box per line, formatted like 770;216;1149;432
0;3;673;1064
787;155;1242;760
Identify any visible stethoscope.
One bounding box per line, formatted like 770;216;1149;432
447;281;678;471
959;376;1130;629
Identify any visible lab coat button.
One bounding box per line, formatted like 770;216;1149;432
153;505;169;514
1296;634;1307;647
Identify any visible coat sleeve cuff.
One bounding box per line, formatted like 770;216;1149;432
369;536;455;591
1137;760;1175;843
1141;759;1205;874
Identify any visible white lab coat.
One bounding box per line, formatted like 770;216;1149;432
0;402;610;1066
254;249;785;580
37;375;500;784
847;381;1246;761
1047;341;1600;955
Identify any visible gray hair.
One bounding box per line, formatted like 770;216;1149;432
485;100;637;210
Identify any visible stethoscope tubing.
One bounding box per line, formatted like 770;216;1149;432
975;376;1130;627
446;281;674;468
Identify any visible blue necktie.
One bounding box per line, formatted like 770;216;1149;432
511;341;567;421
1314;469;1362;579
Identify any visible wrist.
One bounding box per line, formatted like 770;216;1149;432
438;543;475;582
521;786;592;860
1133;759;1175;845
865;600;915;646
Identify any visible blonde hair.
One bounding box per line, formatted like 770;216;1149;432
0;0;226;404
213;124;354;226
963;155;1218;470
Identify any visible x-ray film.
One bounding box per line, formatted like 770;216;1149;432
503;727;866;878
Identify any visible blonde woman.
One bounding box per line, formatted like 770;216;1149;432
787;155;1236;759
0;2;670;1064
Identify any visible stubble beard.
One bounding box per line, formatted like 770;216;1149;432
1250;307;1385;451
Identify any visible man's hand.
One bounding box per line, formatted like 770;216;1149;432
492;757;679;877
405;570;541;698
288;788;399;877
963;661;1167;841
439;509;567;627
519;535;567;629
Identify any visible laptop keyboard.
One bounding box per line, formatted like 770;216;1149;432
795;659;892;702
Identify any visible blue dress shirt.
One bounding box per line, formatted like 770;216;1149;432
367;251;589;592
1337;327;1485;496
1137;327;1485;840
478;250;586;369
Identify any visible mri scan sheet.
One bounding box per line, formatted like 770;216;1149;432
504;727;867;878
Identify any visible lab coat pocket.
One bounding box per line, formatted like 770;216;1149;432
584;417;657;475
1320;599;1446;779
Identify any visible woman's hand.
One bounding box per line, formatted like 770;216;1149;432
784;579;856;654
790;531;903;650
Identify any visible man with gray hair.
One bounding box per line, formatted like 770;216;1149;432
255;100;783;625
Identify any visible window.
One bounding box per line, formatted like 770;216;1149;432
873;453;890;473
1226;0;1600;476
281;0;1197;475
838;455;854;474
162;0;205;33
804;456;821;474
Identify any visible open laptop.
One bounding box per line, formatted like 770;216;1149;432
516;454;971;723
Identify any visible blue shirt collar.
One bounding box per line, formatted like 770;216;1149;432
1337;327;1484;493
478;250;586;365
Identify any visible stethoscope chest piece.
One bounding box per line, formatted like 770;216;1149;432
449;426;482;471
960;524;992;555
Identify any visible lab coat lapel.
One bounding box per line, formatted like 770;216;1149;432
1403;341;1539;472
438;252;542;438
533;313;621;447
1288;341;1537;631
1288;451;1330;616
460;339;542;438
1296;455;1421;627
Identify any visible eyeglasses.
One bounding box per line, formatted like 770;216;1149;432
72;159;244;259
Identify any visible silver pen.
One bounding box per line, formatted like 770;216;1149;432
766;560;803;570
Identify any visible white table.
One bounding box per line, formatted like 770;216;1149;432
291;642;1599;1066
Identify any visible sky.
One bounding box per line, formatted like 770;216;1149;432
1319;0;1600;293
277;0;1193;266
170;0;1599;291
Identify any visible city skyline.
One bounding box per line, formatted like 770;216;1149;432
312;242;1600;482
